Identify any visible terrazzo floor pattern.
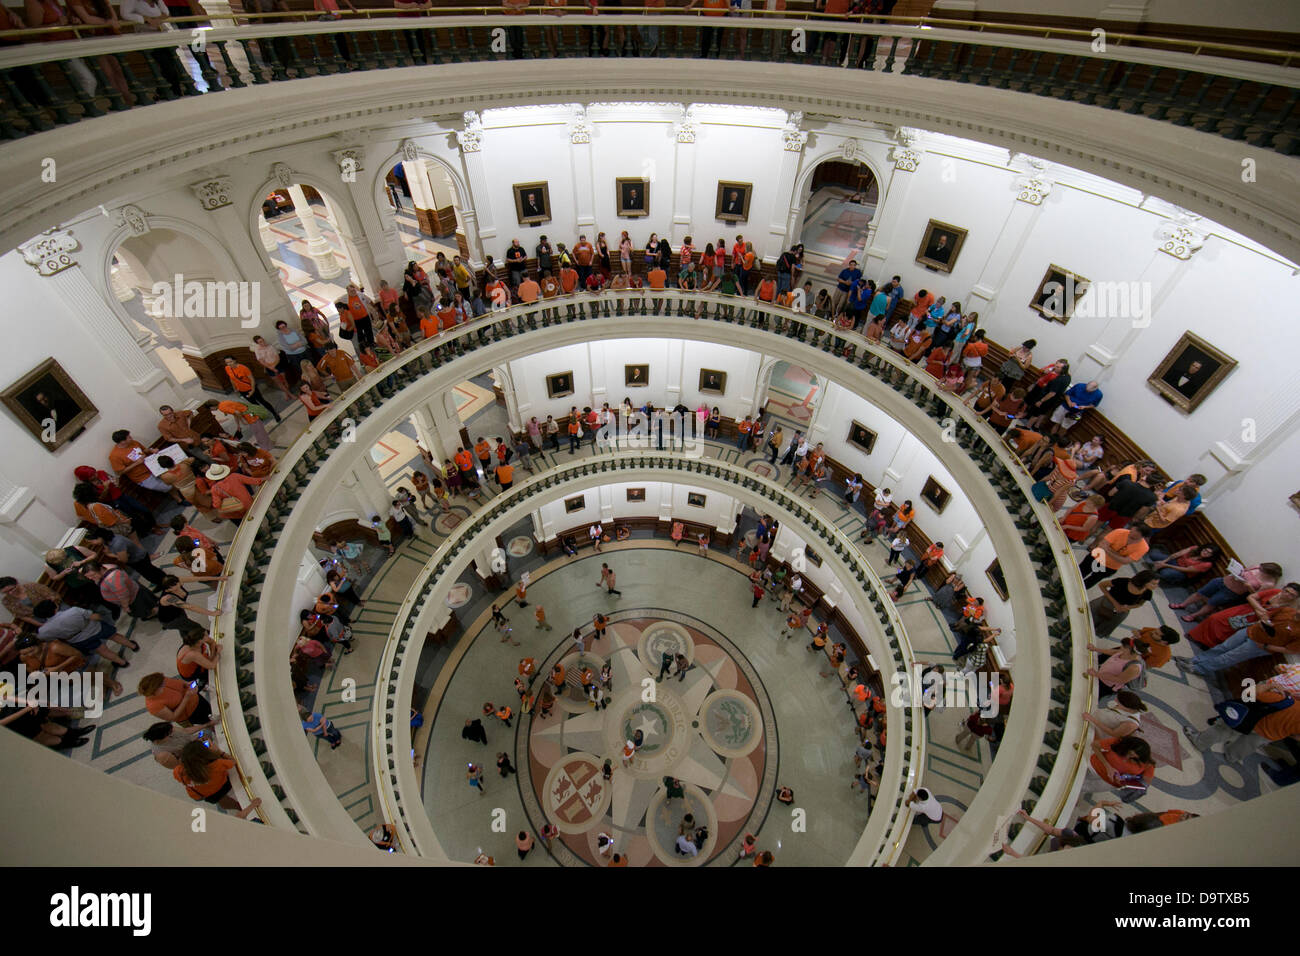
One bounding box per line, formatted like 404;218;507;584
420;547;872;867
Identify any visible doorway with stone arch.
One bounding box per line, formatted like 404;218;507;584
259;182;358;325
761;360;821;429
799;159;879;272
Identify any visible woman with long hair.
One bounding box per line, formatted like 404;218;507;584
644;233;659;273
619;231;633;276
174;740;261;816
596;232;612;278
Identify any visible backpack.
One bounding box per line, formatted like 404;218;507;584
1214;695;1294;734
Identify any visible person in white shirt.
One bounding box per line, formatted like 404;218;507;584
589;523;603;552
1082;691;1145;738
675;833;699;857
907;787;943;825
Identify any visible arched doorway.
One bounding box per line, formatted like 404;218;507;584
112;226;252;390
800;159;878;270
261;182;356;323
761;361;820;430
382;158;465;267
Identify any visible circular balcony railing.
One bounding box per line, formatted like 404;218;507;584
0;12;1296;153
214;288;1093;863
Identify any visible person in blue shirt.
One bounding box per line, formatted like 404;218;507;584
834;260;863;314
1164;475;1206;516
923;296;947;334
1050;380;1103;435
300;707;343;749
847;278;873;327
886;275;904;318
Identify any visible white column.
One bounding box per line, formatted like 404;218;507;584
1078;252;1187;383
864;144;921;276
321;195;375;290
664;340;684;409
456;116;492;264
410;397;463;464
670;116;698;248
570;111;597;238
588;341;607;411
289;185;343;280
257;215;278;253
342;458;393;519
32;255;176;402
963;197;1043;317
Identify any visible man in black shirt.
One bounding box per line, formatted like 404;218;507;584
506;239;527;289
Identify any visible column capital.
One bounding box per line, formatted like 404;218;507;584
458;111;483;152
271;162;294;189
115;204;152;236
331;147;365;180
190;176;234;211
1011;156;1055;205
18;228;79;276
1156;209;1209;260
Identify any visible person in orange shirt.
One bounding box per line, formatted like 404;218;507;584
297;384;332;419
572;235;595;287
517;275;540;304
223;357;281;423
418;306;439;340
205;464;264;520
209;399;273;452
139;671;212;724
756;275;776;303
921;542;945;569
173;740;260;816
559;263;579;295
473;437;492;472
107;429;174;494
317;344;360;388
1080;526;1149;589
495;461;515;490
687;0;728;57
890;500;915;534
453;447;479;493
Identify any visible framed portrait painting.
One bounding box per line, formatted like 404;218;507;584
626;488;646;503
915;219;967;274
686;492;707;508
513;181;551;226
1029;264;1090;323
617;178;649;218
625;364;649;388
985;559;1009;601
1;357;98;452
715;181;752;223
546;371;574;399
847;420;877;455
920;476;952;514
699;369;727;395
564;495;586;514
1147;332;1237;413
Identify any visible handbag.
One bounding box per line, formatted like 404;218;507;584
215;493;244;518
339;327;355;340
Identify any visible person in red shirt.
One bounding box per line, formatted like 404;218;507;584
436;298;458;331
756;275;776;303
205;464;264;520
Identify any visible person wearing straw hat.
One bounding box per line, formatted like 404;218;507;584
205;464;264;521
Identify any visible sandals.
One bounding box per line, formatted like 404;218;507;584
122;638;141;651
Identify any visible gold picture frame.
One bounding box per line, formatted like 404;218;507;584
625;364;649;388
715;181;752;223
564;494;586;514
847;420;877;455
1029;264;1091;324
1;357;98;452
513;181;551;226
920;476;952;514
1147;331;1237;413
699;369;727;395
915;218;967;274
546;371;575;399
616;178;649;218
985;559;1009;601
